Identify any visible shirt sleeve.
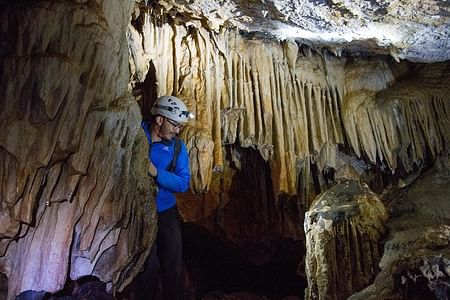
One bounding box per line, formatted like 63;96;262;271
154;141;190;193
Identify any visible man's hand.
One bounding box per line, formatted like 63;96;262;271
148;162;158;177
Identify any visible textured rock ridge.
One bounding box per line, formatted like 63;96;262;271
0;1;155;298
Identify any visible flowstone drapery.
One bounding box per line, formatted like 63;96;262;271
0;1;155;298
128;5;450;209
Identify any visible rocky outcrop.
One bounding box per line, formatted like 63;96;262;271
0;1;155;298
304;180;387;300
348;151;450;300
152;0;450;63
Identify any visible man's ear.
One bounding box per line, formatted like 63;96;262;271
155;115;164;126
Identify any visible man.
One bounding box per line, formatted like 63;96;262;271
140;95;193;300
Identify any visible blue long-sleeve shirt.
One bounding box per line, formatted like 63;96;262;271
141;121;190;212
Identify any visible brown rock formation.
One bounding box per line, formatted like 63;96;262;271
348;151;450;300
304;180;387;300
0;1;155;298
129;3;450;205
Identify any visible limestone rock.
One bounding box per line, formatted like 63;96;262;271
0;1;156;298
348;151;450;300
154;0;450;62
129;4;450;207
304;180;387;300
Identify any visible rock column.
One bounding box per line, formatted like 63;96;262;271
304;180;387;300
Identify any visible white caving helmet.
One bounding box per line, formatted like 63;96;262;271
150;95;195;123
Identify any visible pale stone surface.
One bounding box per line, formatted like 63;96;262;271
304;180;387;300
0;1;156;298
348;151;450;299
155;0;450;62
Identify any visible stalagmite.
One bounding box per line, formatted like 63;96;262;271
349;150;450;299
304;180;387;300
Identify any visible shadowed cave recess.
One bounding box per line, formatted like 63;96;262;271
1;0;450;300
178;147;308;299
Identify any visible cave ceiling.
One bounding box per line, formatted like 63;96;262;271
157;0;450;62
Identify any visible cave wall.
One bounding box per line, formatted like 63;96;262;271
0;1;156;298
348;151;450;300
127;3;450;250
0;0;449;298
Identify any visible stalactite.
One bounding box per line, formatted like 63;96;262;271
344;61;450;172
126;5;450;236
128;12;354;204
181;126;215;192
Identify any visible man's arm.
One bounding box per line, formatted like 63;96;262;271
154;142;190;193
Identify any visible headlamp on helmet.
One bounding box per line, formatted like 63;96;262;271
150;96;194;123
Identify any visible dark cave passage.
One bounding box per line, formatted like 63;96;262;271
182;223;307;299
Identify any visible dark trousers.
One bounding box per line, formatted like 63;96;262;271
139;206;183;300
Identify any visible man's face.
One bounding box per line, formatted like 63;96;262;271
156;116;184;140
